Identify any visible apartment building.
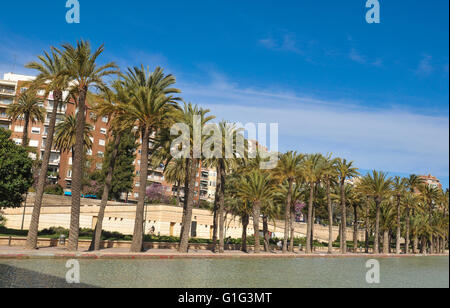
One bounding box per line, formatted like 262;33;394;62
1;73;109;191
2;72;217;204
419;174;443;189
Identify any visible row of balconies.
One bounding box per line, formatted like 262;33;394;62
0;87;15;95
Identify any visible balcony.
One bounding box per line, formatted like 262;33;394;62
0;88;15;96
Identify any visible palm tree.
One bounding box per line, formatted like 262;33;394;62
237;171;274;253
205;122;240;253
419;185;440;253
121;65;181;252
402;192;419;254
54;114;93;156
272;151;304;253
392;176;407;254
25;48;71;249
380;199;396;254
405;174;424;253
335;158;359;254
7;90;45;147
89;81;133;251
346;184;363;253
360;171;392;254
58;41;118;251
225;173;252;252
164;158;186;206
320;154;338;253
300;154;322;253
176;103;214;253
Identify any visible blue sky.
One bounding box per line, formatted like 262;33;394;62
0;0;448;187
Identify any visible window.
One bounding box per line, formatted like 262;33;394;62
69;158;73;165
37;90;45;96
102;116;108;123
89;137;94;144
31;127;40;134
14;126;24;133
96;163;103;170
135;182;140;187
20;87;28;93
134;193;139;198
67;169;72;178
13;139;22;145
97;151;104;158
87;149;93;156
99;139;106;146
100;128;107;134
29;140;39;148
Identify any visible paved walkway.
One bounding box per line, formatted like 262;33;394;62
0;246;447;259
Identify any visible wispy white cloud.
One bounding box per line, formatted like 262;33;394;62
349;48;383;67
414;54;434;76
259;33;303;54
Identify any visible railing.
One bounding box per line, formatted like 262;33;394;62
0;88;15;95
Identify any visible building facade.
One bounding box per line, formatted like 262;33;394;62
2;72;217;204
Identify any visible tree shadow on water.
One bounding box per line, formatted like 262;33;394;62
0;264;99;288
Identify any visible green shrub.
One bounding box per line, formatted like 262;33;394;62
44;184;64;196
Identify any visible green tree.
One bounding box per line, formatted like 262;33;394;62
335;158;359;254
58;40;118;251
300;154;322;253
175;103;214;253
122;65;181;253
392;176;407;254
89;81;135;251
237;171;274;253
0;128;33;208
25;48;71;249
104;131;137;201
272;151;304;253
360;170;392;254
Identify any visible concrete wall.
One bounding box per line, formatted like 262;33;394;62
3;194;362;243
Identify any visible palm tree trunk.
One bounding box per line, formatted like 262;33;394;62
326;178;333;254
383;230;389;254
252;201;261;253
312;206;317;252
353;205;358;253
22;112;30;147
289;205;296;253
405;207;410;254
25;90;61;249
306;182;314;253
241;215;248;253
263;215;270;252
68;86;87;251
413;234;418;254
374;200;381;254
130;126;150;252
283;179;293;253
90;133;121;251
340;180;347;254
179;158;198;253
396;196;402;254
176;180;182;206
218;163;226;253
211;166;221;253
